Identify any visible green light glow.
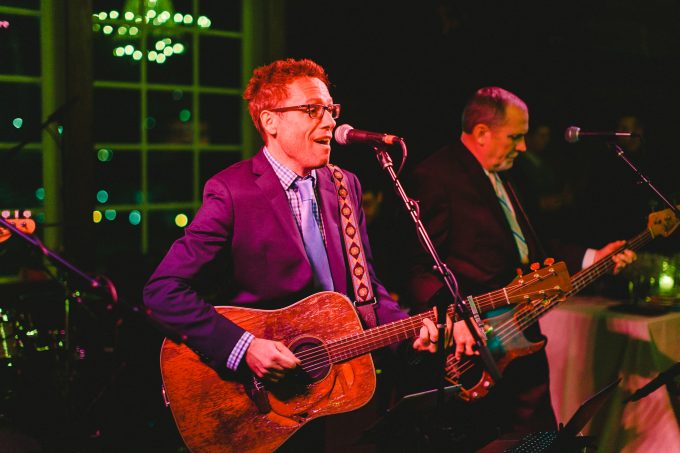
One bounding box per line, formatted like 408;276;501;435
92;23;101;32
96;190;109;204
98;12;107;20
12;117;23;129
155;40;165;51
118;26;127;35
156;54;166;64
163;46;173;56
147;9;157;19
174;12;183;22
103;25;113;34
97;148;113;162
114;47;125;57
659;274;674;292
105;209;117;221
57;125;63;134
35;187;45;201
179;109;191;122
148;50;158;61
124;45;134;55
129;210;142;225
124;11;134;21
109;10;119;19
175;213;188;227
133;50;143;61
172;43;185;54
183;14;193;24
129;26;139;35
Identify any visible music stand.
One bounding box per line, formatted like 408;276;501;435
359;385;461;451
480;378;621;453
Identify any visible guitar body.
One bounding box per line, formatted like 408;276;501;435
445;303;547;402
160;292;376;453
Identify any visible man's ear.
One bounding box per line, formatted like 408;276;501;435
260;110;278;137
472;123;490;146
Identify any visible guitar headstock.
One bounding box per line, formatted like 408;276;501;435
648;205;680;239
506;261;572;303
0;209;37;243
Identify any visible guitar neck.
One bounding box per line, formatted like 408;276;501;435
568;228;652;297
327;308;444;363
514;228;654;332
327;281;530;363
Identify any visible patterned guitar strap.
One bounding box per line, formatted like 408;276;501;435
327;164;378;328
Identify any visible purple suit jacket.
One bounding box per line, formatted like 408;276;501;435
143;149;406;369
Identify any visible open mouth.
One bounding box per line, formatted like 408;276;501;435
313;138;331;146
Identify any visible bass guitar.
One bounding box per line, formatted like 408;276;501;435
444;206;680;402
159;262;571;452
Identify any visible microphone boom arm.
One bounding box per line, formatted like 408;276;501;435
608;143;679;218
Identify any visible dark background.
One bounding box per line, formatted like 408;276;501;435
4;1;680;451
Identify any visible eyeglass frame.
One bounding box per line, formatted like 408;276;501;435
268;103;341;120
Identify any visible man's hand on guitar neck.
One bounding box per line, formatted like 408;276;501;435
593;240;637;275
245;338;301;383
413;309;455;353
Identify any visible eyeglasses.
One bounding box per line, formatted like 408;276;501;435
269;103;341;120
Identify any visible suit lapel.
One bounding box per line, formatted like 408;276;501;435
252;151;308;261
317;166;348;295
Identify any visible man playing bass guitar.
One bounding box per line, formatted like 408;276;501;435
407;87;636;452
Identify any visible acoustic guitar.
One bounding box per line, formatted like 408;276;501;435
444;206;680;402
159;262;571;452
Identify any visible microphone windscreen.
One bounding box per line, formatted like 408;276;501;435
334;124;354;145
564;126;580;143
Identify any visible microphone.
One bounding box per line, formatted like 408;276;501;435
625;362;680;403
334;124;402;146
564;126;636;143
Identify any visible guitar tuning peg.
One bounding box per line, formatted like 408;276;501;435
22;210;31;219
516;268;523;277
530;262;540;271
1;210;9;219
543;257;555;266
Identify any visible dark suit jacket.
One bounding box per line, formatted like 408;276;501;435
407;141;586;308
144;149;406;369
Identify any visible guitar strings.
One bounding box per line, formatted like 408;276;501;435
296;276;568;372
289;270;568;373
290;275;558;368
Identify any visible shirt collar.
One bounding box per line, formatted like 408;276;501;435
263;146;317;190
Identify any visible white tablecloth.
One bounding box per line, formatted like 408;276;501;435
540;296;680;452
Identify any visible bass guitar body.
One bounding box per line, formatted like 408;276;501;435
445;302;547;402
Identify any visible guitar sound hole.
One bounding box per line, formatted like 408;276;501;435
289;336;330;382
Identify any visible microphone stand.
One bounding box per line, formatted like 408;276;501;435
371;143;502;407
608;143;679;218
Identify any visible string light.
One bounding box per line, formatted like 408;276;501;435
93;2;211;65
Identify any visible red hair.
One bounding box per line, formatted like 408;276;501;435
243;58;331;140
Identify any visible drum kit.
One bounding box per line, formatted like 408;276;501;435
0;209;119;447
